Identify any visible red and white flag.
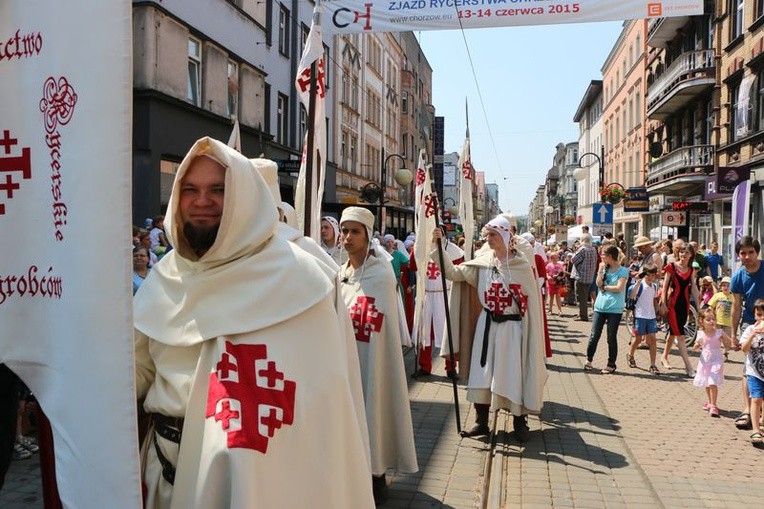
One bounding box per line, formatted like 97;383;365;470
295;3;327;242
412;165;437;347
0;1;140;507
458;127;475;260
413;148;427;231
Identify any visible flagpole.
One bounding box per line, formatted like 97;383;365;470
432;184;462;434
303;61;317;237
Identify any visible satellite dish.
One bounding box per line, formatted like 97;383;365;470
649;142;663;158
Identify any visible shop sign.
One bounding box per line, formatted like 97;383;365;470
715;167;751;194
623;187;649;212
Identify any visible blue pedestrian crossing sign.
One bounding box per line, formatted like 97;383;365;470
593;203;613;225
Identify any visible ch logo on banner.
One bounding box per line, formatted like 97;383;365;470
0;129;32;216
206;342;297;453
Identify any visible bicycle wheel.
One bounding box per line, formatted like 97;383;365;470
684;305;698;347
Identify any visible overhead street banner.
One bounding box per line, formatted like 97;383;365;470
323;0;704;33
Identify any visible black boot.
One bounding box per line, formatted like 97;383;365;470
372;474;388;506
460;404;490;437
513;414;530;443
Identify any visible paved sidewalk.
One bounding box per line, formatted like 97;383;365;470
4;310;764;508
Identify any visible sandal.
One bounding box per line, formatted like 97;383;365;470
601;365;617;374
627;355;636;368
583;362;595;372
709;405;720;417
648;365;661;375
750;432;764;446
660;359;673;370
736;413;753;430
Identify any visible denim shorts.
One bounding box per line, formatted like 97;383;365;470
748;375;764;399
634;317;658;335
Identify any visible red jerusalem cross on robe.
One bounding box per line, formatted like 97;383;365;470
349;296;385;343
484;282;513;314
426;261;441;280
206;341;296;453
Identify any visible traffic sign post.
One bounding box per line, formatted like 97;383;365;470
593;203;613;225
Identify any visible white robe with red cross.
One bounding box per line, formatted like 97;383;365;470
340;254;418;477
418;241;464;349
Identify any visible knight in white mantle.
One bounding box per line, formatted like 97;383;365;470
133;137;374;509
338;206;418;505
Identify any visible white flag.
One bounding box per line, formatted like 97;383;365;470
458;137;475;260
412;166;437;347
227;116;241;152
295;3;327;242
0;2;140;507
413;148;427;231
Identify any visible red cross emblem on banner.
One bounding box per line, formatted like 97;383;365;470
206;342;296;453
462;159;473;180
0;130;32;216
415;168;425;186
484;282;513;314
426;261;441;280
349;296;385;343
424;193;437;218
296;58;327;99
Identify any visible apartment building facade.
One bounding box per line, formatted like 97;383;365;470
573;80;604;226
602;19;648;246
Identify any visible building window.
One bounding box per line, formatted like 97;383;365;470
758;0;764;20
402;133;408;156
341;70;348;104
756;69;764;131
277;93;288;145
299;105;307;143
279;6;290;56
402;91;408;114
731;0;745;40
187;37;202;106
351;76;359;110
227;60;238;117
350;135;357;173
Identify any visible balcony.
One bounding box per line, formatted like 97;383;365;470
646;144;713;194
647;50;714;121
647;17;690;48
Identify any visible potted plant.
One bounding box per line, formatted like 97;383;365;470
599;183;626;204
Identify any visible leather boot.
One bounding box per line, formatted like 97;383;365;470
513;414;530;443
460;404;490;437
372;474;388;505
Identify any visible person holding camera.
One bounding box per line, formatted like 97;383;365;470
583;246;629;374
625;265;661;374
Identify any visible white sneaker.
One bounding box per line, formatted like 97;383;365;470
13;442;32;460
16;435;39;453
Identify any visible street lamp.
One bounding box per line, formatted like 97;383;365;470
380;148;407;233
574;144;605;193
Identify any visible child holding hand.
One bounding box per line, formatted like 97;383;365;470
740;299;764;447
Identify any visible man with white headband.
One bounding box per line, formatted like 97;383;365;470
432;215;547;441
133;138;374;508
339;206;418;505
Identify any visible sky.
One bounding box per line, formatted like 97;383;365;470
416;20;624;216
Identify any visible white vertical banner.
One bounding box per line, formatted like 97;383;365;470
413;148;427;231
295;2;327;242
458;137;475;261
0;2;140;508
412;166;436;347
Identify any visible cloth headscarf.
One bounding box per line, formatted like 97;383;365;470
281;202;297;228
484;215;512;248
321;216;340;249
134;137;332;345
340;207;375;244
521;232;535;244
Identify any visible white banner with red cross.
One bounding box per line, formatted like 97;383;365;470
323;0;704;34
0;2;140;507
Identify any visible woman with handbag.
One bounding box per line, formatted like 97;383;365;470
658;240;699;377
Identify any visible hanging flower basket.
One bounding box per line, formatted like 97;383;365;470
562;214;576;226
599;183;627;204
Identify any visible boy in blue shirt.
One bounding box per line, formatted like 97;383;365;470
705;241;725;282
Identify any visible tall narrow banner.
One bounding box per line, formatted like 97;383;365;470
458;137;475;261
295;3;327;242
413;148;427;231
730;179;751;273
323;0;704;33
0;2;140;507
412;166;437;347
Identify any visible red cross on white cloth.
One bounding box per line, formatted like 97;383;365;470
349;296;385;343
426;261;441;280
484;282;513;314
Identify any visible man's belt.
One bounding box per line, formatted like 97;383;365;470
480;309;522;368
152;413;184;485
